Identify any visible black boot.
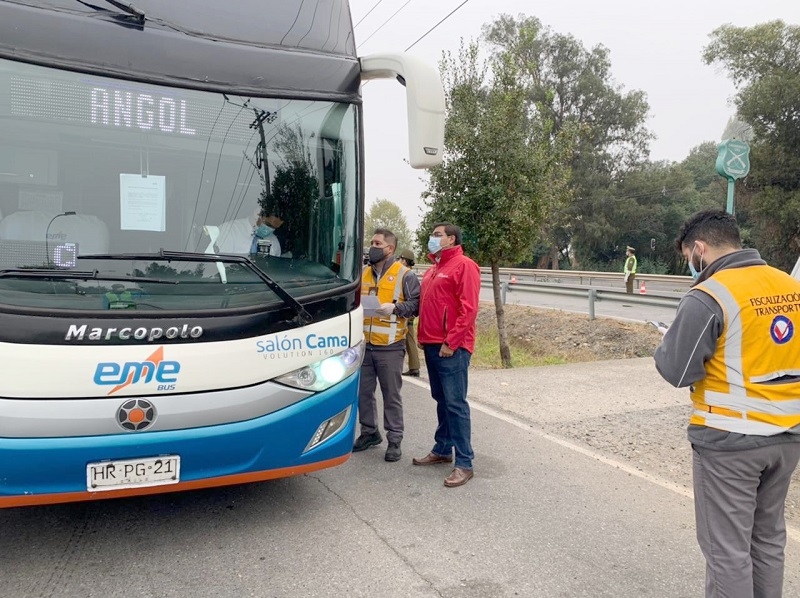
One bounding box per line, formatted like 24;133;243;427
353;431;382;452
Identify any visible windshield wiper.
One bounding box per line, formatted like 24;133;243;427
78;250;313;324
0;268;177;284
74;0;145;26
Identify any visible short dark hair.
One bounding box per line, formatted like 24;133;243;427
432;222;462;246
675;209;742;252
373;227;397;249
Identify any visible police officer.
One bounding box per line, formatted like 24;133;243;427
104;283;135;309
623;245;637;293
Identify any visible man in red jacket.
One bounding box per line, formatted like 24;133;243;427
412;222;481;487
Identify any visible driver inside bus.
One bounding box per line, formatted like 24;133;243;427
215;207;281;256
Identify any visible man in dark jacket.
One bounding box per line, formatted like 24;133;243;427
413;222;481;487
654;208;800;598
398;248;421;377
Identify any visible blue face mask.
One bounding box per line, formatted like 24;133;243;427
255;224;274;239
688;245;703;280
427;236;441;254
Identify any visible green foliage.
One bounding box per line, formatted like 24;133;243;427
482;14;653;268
704;21;800;271
417;40;571;268
637;256;670;275
364;199;413;255
471;328;565;369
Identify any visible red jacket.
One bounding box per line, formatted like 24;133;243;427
417;245;481;353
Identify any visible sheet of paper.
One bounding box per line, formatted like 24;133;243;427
120;174;166;232
361;294;381;317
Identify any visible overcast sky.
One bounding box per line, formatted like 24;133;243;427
350;0;800;232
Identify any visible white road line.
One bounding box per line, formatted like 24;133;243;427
404;376;800;544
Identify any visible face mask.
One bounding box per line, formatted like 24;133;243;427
255;224;273;239
688;245;704;280
427;236;442;254
368;246;386;265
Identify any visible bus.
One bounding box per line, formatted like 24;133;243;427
0;0;444;507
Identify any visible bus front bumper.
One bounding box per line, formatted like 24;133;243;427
0;375;358;508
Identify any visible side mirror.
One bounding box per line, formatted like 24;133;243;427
360;53;445;169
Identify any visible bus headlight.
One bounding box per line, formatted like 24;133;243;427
275;341;365;392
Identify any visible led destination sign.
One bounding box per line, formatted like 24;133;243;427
90;88;197;136
8;75;263;142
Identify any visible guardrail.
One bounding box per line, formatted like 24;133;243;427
415;264;692;290
410;264;684;319
486;279;682;320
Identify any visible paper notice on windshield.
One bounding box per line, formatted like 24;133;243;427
120;174;166;232
361;294;381;317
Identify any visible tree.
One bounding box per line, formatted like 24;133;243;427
483;14;652;269
264;124;319;258
364;199;413;255
418;41;571;367
704;21;800;271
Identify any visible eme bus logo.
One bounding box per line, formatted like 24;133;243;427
94;347;180;395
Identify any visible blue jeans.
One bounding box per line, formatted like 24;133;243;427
423;345;474;470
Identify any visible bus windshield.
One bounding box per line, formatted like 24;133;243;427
0;58;360;312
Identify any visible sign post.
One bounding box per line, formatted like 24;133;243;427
715;139;751;214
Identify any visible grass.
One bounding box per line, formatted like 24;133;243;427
470;328;567;369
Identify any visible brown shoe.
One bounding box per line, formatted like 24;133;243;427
412;452;453;466
444;467;474;488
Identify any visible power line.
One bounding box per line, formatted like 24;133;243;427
357;0;413;49
353;0;385;29
405;0;471;52
359;0;471;89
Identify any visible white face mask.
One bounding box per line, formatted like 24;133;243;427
688;244;704;280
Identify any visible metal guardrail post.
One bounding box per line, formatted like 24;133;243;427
588;288;596;320
501;281;508;305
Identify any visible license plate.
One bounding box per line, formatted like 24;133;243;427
87;456;180;492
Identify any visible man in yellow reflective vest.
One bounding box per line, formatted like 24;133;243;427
353;228;420;462
655;209;800;598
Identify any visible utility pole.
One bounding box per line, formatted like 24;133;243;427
250;108;275;210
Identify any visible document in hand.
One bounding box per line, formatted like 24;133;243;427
361;294;381;317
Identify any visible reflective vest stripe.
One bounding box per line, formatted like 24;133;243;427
701;279;746;390
751;370;800;383
700;391;800;417
691;411;794;436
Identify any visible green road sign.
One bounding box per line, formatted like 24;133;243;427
715;139;751;215
716;139;751;180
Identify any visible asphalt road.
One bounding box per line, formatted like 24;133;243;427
4;376;800;598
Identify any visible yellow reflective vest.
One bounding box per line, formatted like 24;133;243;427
691;265;800;435
624;255;637;275
361;260;409;346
